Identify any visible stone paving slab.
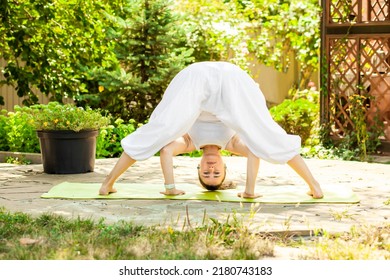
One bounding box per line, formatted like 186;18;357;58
0;156;389;234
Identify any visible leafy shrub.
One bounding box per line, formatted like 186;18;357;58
22;102;110;132
270;90;319;145
0;108;40;153
96;118;137;158
0;110;8;151
0;104;136;159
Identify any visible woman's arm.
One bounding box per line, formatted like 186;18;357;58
159;134;195;195
244;152;261;198
225;135;262;198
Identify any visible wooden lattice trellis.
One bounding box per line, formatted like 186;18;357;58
321;0;390;143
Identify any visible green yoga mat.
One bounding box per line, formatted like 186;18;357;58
41;182;360;204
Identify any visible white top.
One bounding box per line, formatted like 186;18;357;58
187;112;236;149
121;61;301;163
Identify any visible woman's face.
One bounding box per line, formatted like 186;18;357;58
198;153;225;186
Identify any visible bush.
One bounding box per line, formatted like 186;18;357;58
0;108;40;153
96;118;137;158
0;104;136;159
270;90;319;145
0;110;8;151
24;102;110;132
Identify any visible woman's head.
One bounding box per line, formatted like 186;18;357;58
197;151;226;190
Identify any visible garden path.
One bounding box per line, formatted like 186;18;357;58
1;156;389;235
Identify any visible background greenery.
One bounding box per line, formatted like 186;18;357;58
0;106;136;158
0;0;382;161
1;0;321;122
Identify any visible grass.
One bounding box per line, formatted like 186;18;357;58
329;207;357;221
301;225;390;260
0;208;274;260
0;207;389;260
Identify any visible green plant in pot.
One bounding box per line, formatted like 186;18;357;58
26;102;110;174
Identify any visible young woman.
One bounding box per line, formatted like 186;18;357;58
99;61;323;199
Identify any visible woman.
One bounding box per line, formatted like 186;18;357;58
99;61;323;199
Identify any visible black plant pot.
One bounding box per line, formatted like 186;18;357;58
37;130;98;174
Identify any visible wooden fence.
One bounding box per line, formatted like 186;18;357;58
0;59;51;112
321;0;390;142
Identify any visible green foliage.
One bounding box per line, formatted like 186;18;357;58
83;0;193;124
5;156;31;165
270;89;319;145
20;102;110;132
96;118;137;158
1;0;323;126
338;94;383;161
0;103;142;159
0;110;8;151
343;94;370;160
0;0;116;105
174;0;249;70
0;108;39;153
312;92;384;162
271;89;383;162
239;0;321;89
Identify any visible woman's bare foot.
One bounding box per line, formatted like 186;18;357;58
237;192;262;199
160;188;185;196
99;181;117;195
307;181;323;199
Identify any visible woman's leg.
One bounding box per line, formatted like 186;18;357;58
100;63;213;195
214;64;323;198
217;63;301;164
120;64;208;161
99;152;136;195
287;155;323;198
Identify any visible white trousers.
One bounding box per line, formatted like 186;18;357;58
121;61;301;163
